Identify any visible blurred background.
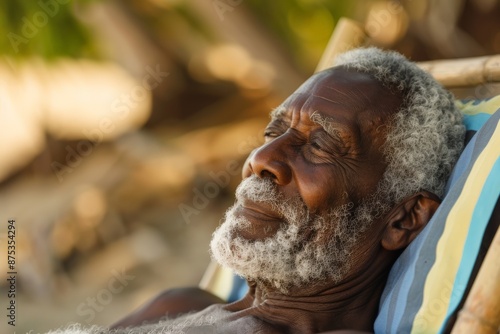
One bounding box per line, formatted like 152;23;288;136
0;0;499;332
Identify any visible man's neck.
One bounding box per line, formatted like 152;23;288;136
223;253;394;333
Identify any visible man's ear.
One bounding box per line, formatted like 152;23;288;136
381;191;441;251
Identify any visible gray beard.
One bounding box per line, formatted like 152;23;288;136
210;176;379;293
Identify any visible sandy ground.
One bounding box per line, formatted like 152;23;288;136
0;131;245;333
1;205;227;333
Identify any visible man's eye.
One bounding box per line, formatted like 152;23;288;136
264;131;279;139
310;141;323;150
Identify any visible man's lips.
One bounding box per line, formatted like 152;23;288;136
237;199;284;223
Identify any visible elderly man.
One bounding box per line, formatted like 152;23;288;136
52;48;465;333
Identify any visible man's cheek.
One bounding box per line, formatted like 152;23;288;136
296;181;335;213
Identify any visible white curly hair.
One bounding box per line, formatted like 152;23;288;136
335;47;465;204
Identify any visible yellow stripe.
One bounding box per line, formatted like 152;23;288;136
456;95;500;116
411;120;500;334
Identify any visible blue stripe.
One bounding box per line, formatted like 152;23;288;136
463;113;492;131
227;275;248;302
459;98;493;105
376;238;418;333
390;235;427;332
439;157;500;332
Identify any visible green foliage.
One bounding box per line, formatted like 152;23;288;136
0;0;98;59
244;0;355;71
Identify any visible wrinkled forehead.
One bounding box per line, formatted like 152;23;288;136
271;66;399;121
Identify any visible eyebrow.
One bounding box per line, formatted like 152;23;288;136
270;106;287;120
309;111;345;140
270;107;346;139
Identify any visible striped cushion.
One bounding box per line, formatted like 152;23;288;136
374;96;500;333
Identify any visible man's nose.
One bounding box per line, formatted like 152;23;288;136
242;137;292;185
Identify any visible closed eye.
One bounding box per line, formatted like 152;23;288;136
264;130;285;144
264;131;279;138
264;122;288;141
310;141;323;150
264;130;280;140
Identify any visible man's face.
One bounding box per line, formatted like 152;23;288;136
211;67;402;292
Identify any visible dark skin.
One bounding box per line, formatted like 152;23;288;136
112;67;441;333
